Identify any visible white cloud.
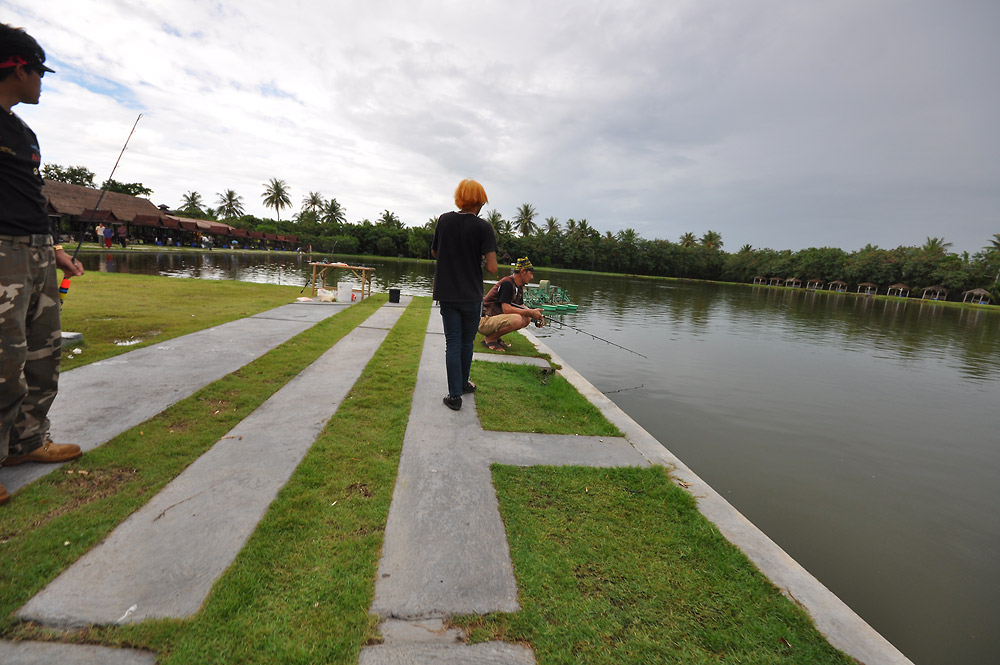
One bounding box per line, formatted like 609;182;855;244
6;0;999;252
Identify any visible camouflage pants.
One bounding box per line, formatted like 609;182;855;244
0;240;61;461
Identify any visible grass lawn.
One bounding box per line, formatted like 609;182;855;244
455;466;855;665
59;273;307;370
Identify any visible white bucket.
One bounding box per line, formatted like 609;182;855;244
337;282;352;302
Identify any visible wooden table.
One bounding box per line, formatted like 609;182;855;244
308;262;375;299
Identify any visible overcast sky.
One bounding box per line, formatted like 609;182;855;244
5;0;999;254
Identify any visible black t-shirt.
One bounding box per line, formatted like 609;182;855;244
0;110;49;235
431;211;498;302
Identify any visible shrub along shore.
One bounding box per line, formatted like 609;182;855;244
0;274;859;662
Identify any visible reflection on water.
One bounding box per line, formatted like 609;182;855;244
82;252;999;665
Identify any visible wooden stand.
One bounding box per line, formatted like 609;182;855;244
308;262;375;300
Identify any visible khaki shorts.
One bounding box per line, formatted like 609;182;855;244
478;313;523;337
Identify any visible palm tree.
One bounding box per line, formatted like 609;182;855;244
543;216;561;236
513;203;538;237
565;218;578;235
739;244;753;254
215;189;244;219
484;209;504;237
261;178;291;221
181;191;204;214
679;232;697;248
700;230;723;250
922;236;952;256
302;191;325;214
321;198;346;226
378;210;402;228
983;233;1000;254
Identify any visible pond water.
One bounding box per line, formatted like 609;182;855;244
81;251;1000;665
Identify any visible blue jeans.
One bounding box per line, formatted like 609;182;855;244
439;300;481;398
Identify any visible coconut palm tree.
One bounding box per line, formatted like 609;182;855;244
922;236;952;256
215;189;245;219
700;230;723;250
679;232;697;248
321;198;347;226
261;178;291;221
513;203;538;237
181;191;204;214
484;209;504;237
543;216;561;236
983;233;1000;254
302;191;325;214
739;244;753;254
378;210;402;228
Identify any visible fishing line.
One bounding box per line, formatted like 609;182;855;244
514;304;647;358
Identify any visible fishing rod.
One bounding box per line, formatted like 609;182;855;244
513;304;647;358
60;114;143;302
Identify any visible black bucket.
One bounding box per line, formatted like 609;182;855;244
389;288;400;303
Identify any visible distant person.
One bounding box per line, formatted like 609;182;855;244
431;179;498;410
102;223;113;248
479;256;544;350
117;223;127;248
94;222;104;245
1;23;84;505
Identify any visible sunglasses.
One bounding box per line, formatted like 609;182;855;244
30;65;46;78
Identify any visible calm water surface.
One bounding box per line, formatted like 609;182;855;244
83;251;1000;665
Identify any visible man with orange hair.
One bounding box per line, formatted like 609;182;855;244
431;179;498;410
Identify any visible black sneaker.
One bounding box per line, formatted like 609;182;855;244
443;395;463;411
462;381;477;394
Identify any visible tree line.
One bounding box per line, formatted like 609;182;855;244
44;165;1000;301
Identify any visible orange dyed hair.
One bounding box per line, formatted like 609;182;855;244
454;179;488;210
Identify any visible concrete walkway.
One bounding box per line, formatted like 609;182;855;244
1;301;351;495
362;311;647;665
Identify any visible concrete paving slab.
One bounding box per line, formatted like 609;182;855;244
370;308;645;624
17;302;406;628
359;642;535;665
0;640;156;665
1;302;350;495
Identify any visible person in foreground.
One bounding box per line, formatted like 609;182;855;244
1;23;85;505
431;179;498;411
478;256;544;351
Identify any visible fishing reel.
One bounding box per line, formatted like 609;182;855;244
533;317;543;328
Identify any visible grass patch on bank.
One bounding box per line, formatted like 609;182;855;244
474;330;547;358
59;273;307;370
0;294;385;636
454;465;854;665
86;297;430;663
474;361;620;437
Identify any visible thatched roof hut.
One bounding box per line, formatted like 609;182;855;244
752;276;766;285
806;279;824;290
887;283;910;297
921;285;949;301
784;277;802;288
857;282;878;295
828;280;847;292
43;179;162;223
962;288;992;305
767;277;783;286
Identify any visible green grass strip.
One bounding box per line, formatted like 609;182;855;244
0;294;385;635
454;466;854;664
473;361;621;437
83;297;431;663
60;273;310;370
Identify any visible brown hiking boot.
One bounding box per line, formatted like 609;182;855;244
2;441;82;466
0;481;9;505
